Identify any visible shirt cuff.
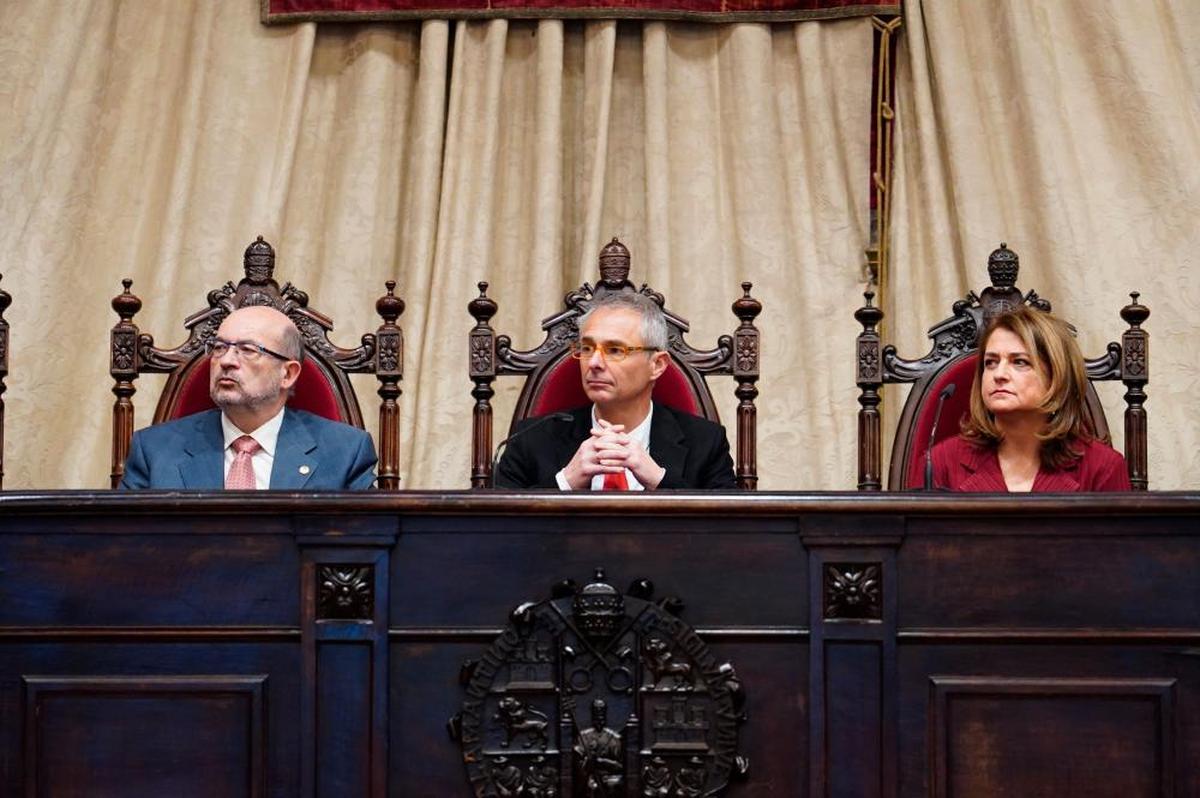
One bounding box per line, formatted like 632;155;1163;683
555;469;573;491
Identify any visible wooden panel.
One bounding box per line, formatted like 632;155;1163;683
900;529;1200;629
316;644;372;797
23;675;265;798
930;677;1174;798
390;521;806;629
0;642;300;798
0;532;297;626
897;644;1199;798
825;642;882;798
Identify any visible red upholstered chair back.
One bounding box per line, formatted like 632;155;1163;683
469;237;761;489
110;236;405;488
528;355;700;418
854;242;1149;490
899;355;976;490
168;356;347;423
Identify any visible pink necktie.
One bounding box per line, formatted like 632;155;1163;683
226;435;261;490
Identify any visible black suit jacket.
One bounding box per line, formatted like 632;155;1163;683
494;403;737;490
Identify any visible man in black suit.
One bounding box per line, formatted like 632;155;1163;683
495;292;736;490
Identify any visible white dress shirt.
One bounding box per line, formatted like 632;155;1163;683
221;407;286;490
555;404;653;491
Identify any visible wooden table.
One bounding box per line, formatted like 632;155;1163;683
1;491;1196;797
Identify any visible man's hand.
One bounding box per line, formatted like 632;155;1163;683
562;420;665;490
561;422;626;489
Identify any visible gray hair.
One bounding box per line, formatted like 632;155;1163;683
578;291;668;351
278;316;305;364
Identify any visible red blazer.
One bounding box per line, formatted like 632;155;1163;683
931;435;1131;492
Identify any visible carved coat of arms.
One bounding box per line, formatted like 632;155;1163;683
450;569;749;797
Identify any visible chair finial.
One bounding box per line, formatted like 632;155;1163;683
598;238;631;288
112;278;142;320
1121;291;1150;327
243;236;275;284
468;281;498;324
732;282;762;323
0;273;9;324
376;279;405;322
855;290;884;330
988;242;1019;288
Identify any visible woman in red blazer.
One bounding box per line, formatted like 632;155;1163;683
931;306;1130;492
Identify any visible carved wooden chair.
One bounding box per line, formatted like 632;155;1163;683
854;243;1149;490
0;274;9;489
468;238;761;489
109;236;405;488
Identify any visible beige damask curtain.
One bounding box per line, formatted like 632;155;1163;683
0;1;870;489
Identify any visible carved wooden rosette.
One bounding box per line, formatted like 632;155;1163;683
449;569;749;797
316;565;375;620
468;238;761;489
108;236;404;488
0;274;10;488
854;243;1150;490
824;563;883;620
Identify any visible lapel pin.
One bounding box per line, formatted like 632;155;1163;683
299;465;311;475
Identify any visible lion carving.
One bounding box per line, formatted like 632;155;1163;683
495;696;550;749
643;636;693;690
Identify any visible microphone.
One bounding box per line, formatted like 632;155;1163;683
923;383;957;491
491;412;574;487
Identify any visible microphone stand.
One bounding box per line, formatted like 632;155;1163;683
923;383;957;491
490;412;574;488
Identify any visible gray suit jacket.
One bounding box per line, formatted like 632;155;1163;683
120;408;377;490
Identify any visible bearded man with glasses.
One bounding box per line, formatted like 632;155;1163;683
495;292;736;490
120;306;377;490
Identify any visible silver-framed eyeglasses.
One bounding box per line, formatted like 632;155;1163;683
569;341;660;362
206;337;292;362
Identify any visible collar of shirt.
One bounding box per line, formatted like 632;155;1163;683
589;403;653;491
221;406;286;489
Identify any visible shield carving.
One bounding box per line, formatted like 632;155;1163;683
449;569;749;797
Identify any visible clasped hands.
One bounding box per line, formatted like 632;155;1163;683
563;419;665;490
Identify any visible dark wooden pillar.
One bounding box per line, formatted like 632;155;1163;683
806;517;899;798
298;519;395;798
